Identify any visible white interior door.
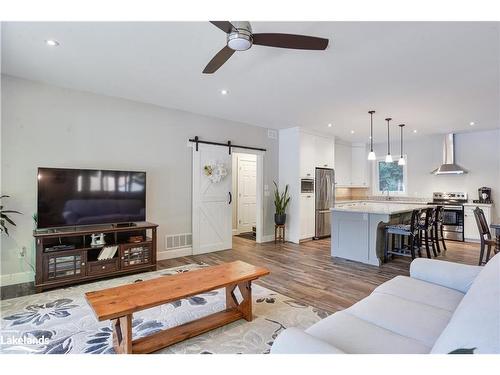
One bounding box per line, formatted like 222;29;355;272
237;154;257;233
192;144;232;254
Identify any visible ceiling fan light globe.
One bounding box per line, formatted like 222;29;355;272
385;154;393;163
227;31;253;51
367;151;376;161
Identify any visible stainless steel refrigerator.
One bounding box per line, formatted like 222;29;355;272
314;167;335;239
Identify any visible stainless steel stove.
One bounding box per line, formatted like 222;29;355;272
429;192;468;241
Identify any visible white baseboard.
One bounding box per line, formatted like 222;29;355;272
0;271;34;286
260;234;275;243
157;247;193;260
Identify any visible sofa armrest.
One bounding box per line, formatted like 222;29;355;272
410;258;482;293
270;327;345;354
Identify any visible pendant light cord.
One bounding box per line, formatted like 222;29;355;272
386;118;392;155
369;110;375;152
399;124;405;158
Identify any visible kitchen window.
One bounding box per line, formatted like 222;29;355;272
373;159;407;195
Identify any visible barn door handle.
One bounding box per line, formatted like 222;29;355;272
228;192;232;204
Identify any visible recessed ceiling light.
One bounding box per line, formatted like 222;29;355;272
350;130;355;134
327;123;332;128
220;89;228;95
413;129;418;133
45;39;59;47
469;121;475;126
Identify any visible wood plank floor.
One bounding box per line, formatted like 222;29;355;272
1;237;482;311
159;237;482;313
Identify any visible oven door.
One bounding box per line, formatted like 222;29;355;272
442;207;461;226
442;206;464;241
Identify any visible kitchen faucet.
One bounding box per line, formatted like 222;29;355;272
383;188;391;201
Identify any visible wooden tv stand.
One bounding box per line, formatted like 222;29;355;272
34;222;158;292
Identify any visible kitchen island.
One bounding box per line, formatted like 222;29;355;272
331;201;431;266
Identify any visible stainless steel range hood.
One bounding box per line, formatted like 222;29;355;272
431;133;468;175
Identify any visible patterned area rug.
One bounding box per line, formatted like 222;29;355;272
0;263;327;354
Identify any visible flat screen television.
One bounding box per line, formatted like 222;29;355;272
37;167;146;229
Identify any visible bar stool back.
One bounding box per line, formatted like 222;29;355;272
384;209;421;261
418;207;437;258
433;205;446;254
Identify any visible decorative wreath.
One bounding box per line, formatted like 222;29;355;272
203;161;227;183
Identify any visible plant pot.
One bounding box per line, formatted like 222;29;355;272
274;213;286;225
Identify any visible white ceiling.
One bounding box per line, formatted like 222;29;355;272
2;21;499;141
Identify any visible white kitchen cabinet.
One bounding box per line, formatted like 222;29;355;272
464;204;492;241
315;136;335;169
334;142;352;187
351;143;368;187
279;127;334;244
300;193;315;239
300;132;316;178
335;141;368;187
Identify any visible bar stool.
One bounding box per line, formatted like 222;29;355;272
384;209;421;261
433;205;446;254
473;207;497;265
417;207;436;258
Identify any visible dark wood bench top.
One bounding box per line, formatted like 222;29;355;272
85;260;270;321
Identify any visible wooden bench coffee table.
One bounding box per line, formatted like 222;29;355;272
85;260;270;354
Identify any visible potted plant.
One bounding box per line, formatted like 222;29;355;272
0;195;21;236
273;181;290;225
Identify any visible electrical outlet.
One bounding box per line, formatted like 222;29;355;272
19;246;26;258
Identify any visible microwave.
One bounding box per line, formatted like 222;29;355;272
301;179;314;193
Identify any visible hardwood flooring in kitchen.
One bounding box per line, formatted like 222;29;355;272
159;237;482;314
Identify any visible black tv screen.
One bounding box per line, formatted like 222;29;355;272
37;167;146;229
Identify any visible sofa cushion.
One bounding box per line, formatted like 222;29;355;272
306;311;430;354
271;327;346;354
345;293;454;347
374;275;464;313
431;253;500;354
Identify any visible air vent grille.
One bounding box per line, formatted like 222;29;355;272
165;233;192;250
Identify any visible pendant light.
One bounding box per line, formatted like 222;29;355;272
367;110;376;160
398;124;406;165
385;117;393;163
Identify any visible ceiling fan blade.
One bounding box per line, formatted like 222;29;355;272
252;33;329;50
210;21;236;34
203;46;235;74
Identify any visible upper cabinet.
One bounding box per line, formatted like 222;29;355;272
300;132;316;178
351;144;368;187
334;142;352;186
315;136;335;169
300;131;335;178
335;141;368;187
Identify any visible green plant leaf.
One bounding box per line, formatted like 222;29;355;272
2;215;16;226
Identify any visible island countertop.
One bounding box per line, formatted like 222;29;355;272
331;201;433;215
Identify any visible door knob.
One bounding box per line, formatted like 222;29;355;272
228;192;232;204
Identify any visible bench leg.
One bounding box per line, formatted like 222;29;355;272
225;281;253;322
237;281;253;322
112;314;132;354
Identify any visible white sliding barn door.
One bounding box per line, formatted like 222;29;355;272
192;144;232;254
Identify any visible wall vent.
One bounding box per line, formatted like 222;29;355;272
267;129;277;139
165;233;192;250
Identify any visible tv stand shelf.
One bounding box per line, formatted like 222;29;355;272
34;222;158;292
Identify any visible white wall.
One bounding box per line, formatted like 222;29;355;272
371;129;500;220
0;75;279;282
